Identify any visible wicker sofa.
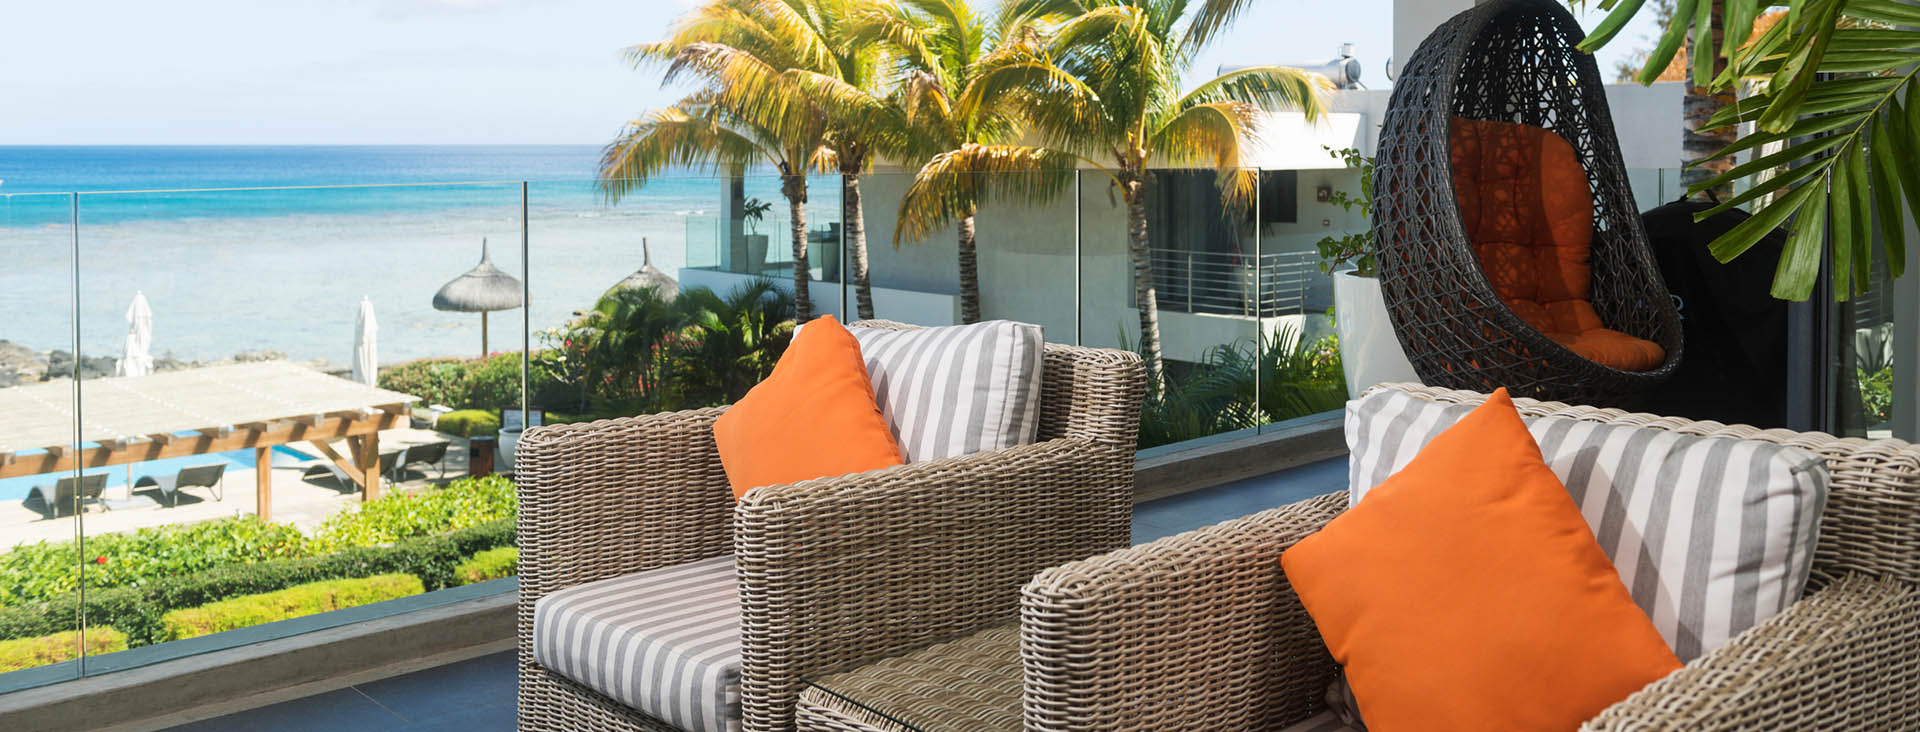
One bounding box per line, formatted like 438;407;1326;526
514;324;1146;732
796;384;1920;732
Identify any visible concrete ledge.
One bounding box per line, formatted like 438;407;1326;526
0;587;514;732
1133;410;1345;503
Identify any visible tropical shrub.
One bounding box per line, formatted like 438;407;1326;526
310;476;517;552
436;409;501;438
378;358;472;408
0;516;311;605
0;518;514;646
452;546;518;586
1860;366;1894;426
465;353;526;412
158;574;424;642
0;627;126;673
1139;328;1347;449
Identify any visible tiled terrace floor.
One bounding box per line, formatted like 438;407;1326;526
162;456;1348;731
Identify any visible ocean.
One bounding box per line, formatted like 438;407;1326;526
0;145;841;365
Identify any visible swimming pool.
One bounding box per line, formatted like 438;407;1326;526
0;444;320;503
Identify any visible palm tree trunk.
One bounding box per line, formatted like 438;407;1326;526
843;173;875;321
783;174;812;321
1123;177;1166;389
1682;0;1734;200
957;213;980;324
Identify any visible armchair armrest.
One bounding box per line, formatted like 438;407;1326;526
514;407;735;614
1019;491;1349;732
1583;573;1920;731
734;436;1135;732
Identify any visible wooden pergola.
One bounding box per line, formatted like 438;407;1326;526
0;362;417;521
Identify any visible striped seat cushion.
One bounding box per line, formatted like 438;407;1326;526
846;321;1045;462
532;555;740;732
1345;388;1829;662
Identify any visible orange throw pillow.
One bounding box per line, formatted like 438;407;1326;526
1282;388;1679;731
713;315;903;500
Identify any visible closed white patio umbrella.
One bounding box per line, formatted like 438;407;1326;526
353;296;378;387
117;291;154;377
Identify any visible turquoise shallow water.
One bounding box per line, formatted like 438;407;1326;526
0;146;840;363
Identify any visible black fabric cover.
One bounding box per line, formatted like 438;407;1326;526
1642;198;1789;428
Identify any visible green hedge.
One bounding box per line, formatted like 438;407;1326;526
312;475;516;552
453;546;518;586
160;575;424;642
0;516;311;606
0;627;127;673
0;519;515;647
436;409;501;438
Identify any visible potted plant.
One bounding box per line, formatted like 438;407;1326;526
1316;147;1420;398
741;197;772;275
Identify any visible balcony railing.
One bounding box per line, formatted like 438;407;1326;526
1148;248;1316;317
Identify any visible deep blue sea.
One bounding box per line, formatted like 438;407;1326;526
0;146;840;364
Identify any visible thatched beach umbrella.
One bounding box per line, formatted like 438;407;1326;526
433;238;523;357
604;238;678;301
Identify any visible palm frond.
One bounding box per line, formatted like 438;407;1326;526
598;101;768;204
895;143;1081;243
1152;100;1262;209
1174;65;1331;119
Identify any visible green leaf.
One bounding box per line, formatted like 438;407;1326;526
1710;177;1822;263
1867;131;1907;279
1824;29;1920;52
1639;0;1699;85
1828;141;1865;300
1692;133;1846;193
1760;1;1841;132
1578;0;1647;52
1847;141;1873;295
1691;0;1714;86
1724;0;1756;60
1773;181;1830;300
1715;110;1868;159
1694;159;1828;219
1845;0;1920;25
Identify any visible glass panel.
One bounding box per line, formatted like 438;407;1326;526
0;192;85;688
1127;168;1266;448
62;182;521;676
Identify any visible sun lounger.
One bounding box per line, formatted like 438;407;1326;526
32;473;110;516
136;463;227;507
390;441;450;481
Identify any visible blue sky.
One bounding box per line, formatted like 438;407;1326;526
1;0;1655;145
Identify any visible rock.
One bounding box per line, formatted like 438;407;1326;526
43;350;116;381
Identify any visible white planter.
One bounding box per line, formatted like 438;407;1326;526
744;234;770;275
1332;270;1421;398
497;427;523;474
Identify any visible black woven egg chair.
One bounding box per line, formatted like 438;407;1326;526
1371;0;1682;407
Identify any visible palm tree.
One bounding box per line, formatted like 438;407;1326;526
675;280;798;402
644;0;910;322
599;93;829;320
868;0;1080;323
967;0;1330;386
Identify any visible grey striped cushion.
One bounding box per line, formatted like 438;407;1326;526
1344;389;1829;662
532;555;740;732
846;321;1045;462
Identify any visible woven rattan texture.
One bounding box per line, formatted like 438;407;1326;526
517;323;1145;732
1005;384;1917;732
797;625;1025;732
1371;0;1682;407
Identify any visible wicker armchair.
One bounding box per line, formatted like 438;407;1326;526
1372;0;1683;407
515;324;1146;732
795;384;1920;732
